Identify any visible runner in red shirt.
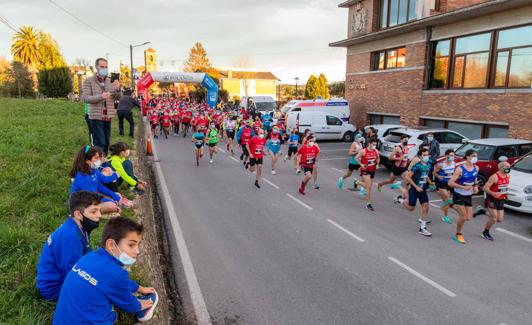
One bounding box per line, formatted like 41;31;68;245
478;160;511;240
172;111;180;136
181;110;192;137
297;134;320;195
149;112;159;139
246;129;267;188
253;116;263;134
355;137;380;211
161;112;171;139
196;114;209;136
238;122;254;167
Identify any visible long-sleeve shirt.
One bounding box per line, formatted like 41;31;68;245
108;155;137;187
36;218;91;300
117;95;140;112
81;76;121;121
52;248;141;324
70;170;120;202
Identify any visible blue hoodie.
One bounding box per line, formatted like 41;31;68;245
36;218;91;300
70;169;120;202
53;248;141;325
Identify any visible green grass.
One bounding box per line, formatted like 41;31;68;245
0;97;141;324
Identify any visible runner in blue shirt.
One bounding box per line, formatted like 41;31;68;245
36;191;102;301
53;217;158;324
283;128;300;173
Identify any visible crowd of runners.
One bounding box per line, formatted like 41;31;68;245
146;96;512;245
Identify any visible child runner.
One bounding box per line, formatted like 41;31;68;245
284;128;300;173
266;126;282;174
247;129;267;188
338;133;363;190
433;149;456;224
355;137;380;211
377;134;409;192
224;115;237;155
192;130;205;166
149;112;159;139
297;134;320;195
206;123;219;164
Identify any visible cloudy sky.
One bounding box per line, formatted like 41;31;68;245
0;0;348;83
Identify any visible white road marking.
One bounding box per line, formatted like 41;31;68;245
388;257;457;298
319;149;349;152
327;219;365;242
286;193;313;210
230;156;239;163
262;178;280;189
148;123;212;324
332;168;344;173
320;157;347;161
496;227;532;244
218;148;226;153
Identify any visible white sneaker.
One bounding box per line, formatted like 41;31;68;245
418;228;432;237
209;159;213;164
271;170;276;175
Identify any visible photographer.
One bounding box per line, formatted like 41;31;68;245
81;58;121;154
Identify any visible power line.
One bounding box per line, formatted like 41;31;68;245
0;13;18;32
47;0;127;47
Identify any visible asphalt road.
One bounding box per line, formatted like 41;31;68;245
153;134;532;325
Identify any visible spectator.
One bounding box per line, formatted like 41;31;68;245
422;132;441;181
36;191;102;301
52;217;158;324
117;88;140;138
106;142;147;195
81;58;121;155
69;146;124;215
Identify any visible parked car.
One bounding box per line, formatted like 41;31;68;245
365;124;405;149
286;111;356;142
505;152;532;214
284;99;350;121
452;138;532;187
380;128;468;167
240;96;276;115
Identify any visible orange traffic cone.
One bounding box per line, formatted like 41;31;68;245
146;138;153;156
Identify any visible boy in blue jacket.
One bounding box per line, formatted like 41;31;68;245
36;190;102;301
53;217;158;324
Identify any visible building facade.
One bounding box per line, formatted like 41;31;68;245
217;68;279;100
331;0;532;140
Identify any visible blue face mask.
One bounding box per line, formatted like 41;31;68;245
98;68;108;78
448;156;454;162
422;155;430;163
114;241;136;266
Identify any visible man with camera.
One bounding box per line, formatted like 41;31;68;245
82;58;121;154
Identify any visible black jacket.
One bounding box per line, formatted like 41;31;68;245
117;95;140;112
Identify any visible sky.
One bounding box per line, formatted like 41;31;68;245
0;0;348;83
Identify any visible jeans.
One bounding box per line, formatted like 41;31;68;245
105;159;138;192
90;119;111;154
117;110;134;137
84;113;93;145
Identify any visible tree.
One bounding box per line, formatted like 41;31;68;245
184;42;212;73
10;61;35;97
36;32;66;70
317;73;330;99
328;81;345;98
304;75;319;99
119;63;131;89
11;26;40;69
38;67;72;97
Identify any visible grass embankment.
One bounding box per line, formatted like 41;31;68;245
0;97;143;324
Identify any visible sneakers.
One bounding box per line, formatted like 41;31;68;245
393;195;403;204
283;156;287;162
419;227;432;237
353;179;358;189
209;159;213;164
299;182;306;195
254;180;260;189
296;169;302;174
271;170;276;175
365;203;374;211
473;206;486;218
377;183;382;192
359;188;367;197
481;230;494;241
313;183;320;189
441;216;452;224
390;181;402;190
136;292;159;322
453;234;467;244
338;177;344;189
240;153;244;161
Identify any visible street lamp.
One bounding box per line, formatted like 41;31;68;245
294;77;299;98
277;79;281;104
130;41;151;93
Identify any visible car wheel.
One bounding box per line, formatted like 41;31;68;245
342;131;354;142
477;173;487;191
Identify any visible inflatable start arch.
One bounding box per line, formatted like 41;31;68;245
137;71;219;108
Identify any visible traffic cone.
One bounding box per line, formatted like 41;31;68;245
146;138;153;156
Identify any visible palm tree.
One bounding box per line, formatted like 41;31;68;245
11;26;40;69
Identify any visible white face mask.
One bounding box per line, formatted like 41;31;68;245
308;141;315;147
91;160;102;169
114;240;136;266
258;134;265;139
470;157;478;164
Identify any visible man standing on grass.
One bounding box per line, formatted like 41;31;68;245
82;58;121;154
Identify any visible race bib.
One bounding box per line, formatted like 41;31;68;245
498;185;509;193
367;159;375;166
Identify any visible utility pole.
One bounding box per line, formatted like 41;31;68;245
130;41;151;94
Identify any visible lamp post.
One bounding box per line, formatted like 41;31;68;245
277;79;281;104
130;41;151;94
294;77;299;99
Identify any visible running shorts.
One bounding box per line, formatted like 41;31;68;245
453;192;473;207
268;146;280;155
348;163;360;171
392;165;407;177
195;143;204;149
360;170;375;178
287;146;298;157
435;180;451;191
242;145;249;156
301;165;314;174
208;142;217;147
408;186;429;206
485;195;505;210
226;130;235;139
249;157;263;166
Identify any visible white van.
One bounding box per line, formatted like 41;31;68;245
240;96;276;114
286;111;356;142
284;99;350;122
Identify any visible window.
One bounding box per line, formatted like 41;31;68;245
422;119;509;139
440;132;465;144
518;144;532;156
373;47;406;70
455;143;496;160
430;24;532;89
380;0;420;29
369;114;400;124
326;116;342;126
495;145;519;159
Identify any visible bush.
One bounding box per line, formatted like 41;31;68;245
38;67;72;98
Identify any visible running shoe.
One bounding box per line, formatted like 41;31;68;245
390;181;402;190
337;177;344;189
271;170;276;175
453;234;467;244
240;153;244;160
283;156;287;162
393;195;403;204
299;187;305;195
254;180;260;189
472;206;486;218
419;228;432;237
209;159;213;164
366;203;374;211
481;230;494;241
441;216;452;224
196;161;199;166
296;169;302;174
353;179;358;189
313;183;320;189
136;292;159;322
359;188;367;197
377;183;382;192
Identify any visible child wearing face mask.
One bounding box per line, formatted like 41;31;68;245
69;146;124;215
53;217;158;324
107;142;147;195
36;191;103;301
